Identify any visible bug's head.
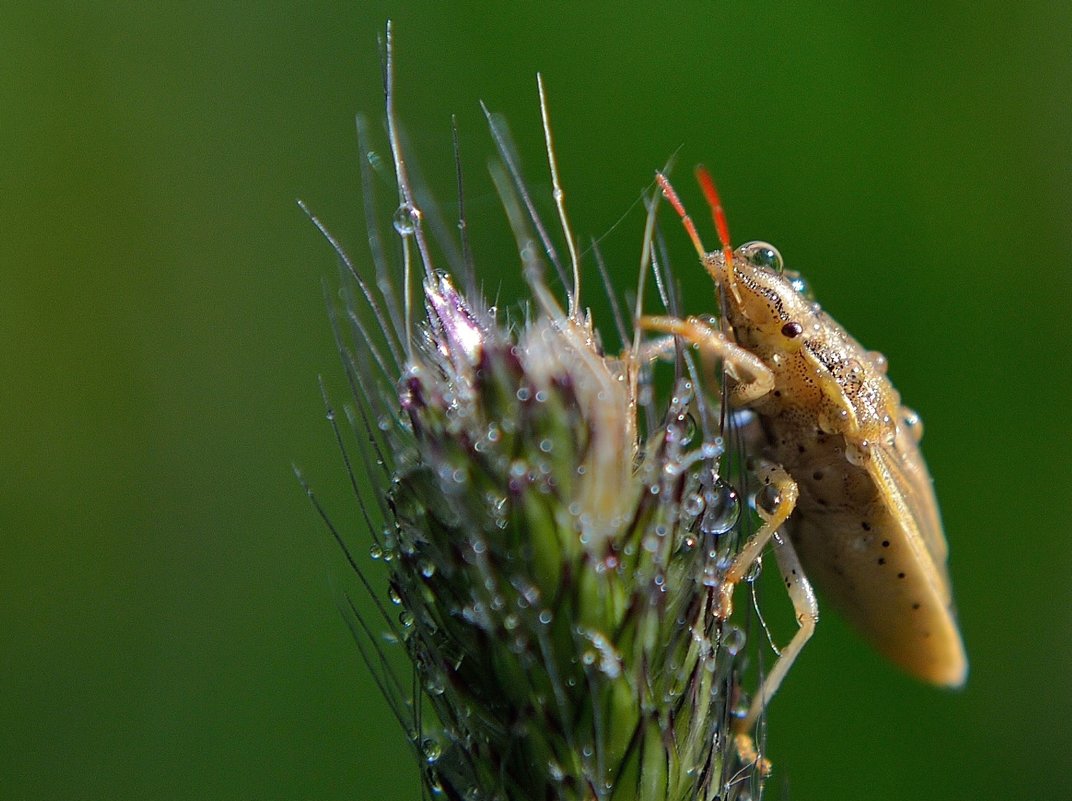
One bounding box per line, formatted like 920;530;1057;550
716;242;821;354
656;167;818;352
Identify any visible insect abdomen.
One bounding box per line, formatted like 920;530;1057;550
781;429;967;687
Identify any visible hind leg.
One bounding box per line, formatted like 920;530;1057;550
736;529;819;733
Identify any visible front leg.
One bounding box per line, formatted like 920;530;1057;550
639;315;774;404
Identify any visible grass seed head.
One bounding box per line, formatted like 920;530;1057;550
311;25;767;801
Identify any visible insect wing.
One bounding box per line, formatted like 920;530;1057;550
868;425;950;601
865;430;968;686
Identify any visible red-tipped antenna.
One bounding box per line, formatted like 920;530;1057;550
694;165;736;284
655;169;737;293
655;171;707;262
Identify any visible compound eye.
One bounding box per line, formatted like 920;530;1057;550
781;321;803;339
740;241;784;273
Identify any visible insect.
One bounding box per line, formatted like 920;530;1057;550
643;167;968;734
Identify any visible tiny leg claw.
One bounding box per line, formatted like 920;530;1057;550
733;732;773;779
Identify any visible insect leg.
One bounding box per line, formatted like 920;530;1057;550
737;529;818;733
724;464;798;587
638;315;774;402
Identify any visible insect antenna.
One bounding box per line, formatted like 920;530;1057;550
654;171;708;262
694;166;735;271
656;168;740;300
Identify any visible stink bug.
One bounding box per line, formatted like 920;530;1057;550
644;167;967;733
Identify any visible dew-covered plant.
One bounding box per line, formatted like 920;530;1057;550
300;24;771;801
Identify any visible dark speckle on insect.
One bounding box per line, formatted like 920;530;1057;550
881;540;890;548
878;558;886;565
897;572;906;579
861;521;872;531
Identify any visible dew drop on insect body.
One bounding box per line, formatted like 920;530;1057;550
787;270;813;299
740;241;785;273
845;440;872;466
902;408;925;442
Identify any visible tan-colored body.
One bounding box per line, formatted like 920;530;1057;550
645;169;967;738
731;268;966;686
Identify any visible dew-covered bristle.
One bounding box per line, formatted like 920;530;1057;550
303;22;771;801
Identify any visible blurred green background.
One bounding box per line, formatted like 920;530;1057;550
3;3;1070;799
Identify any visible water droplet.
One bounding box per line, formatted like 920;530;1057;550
388;586;403;605
845;439;872;466
786;269;813;299
425;672;446;695
399;610;414;628
516;386;531;402
684;492;705;517
538;609;553;625
740;241;784;273
677;412;698;446
700;480;741;536
419;559;437;578
420;737;441;763
902;408;924;442
392;204;416;236
369;544;383;560
702;564;719;587
755;483;781;515
724;625;746;655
